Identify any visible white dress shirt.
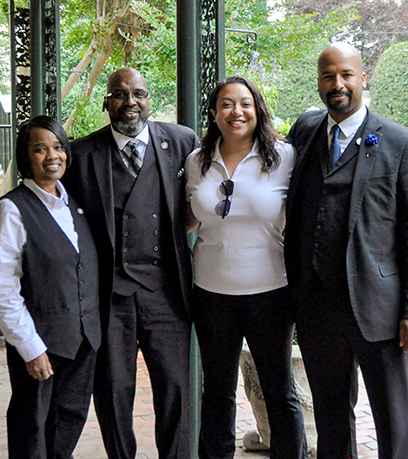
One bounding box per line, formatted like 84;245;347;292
327;104;368;155
0;179;79;362
186;138;295;295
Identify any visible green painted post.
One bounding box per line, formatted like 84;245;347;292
176;1;202;458
216;0;226;81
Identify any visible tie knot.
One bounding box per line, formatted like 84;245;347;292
331;124;340;138
128;139;142;151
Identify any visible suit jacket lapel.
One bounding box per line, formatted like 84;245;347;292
348;111;383;237
148;122;175;218
91;127;115;244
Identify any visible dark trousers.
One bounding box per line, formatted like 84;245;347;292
295;278;408;459
6;338;96;459
193;285;307;459
93;284;191;459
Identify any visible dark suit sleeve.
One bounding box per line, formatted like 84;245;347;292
397;142;408;318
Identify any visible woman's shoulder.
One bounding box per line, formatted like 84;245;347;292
274;138;295;159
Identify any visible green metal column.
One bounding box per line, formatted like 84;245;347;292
176;2;202;458
176;0;202;134
30;0;45;117
9;0;17;187
216;0;226;81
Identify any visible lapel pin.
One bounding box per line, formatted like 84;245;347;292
356;138;361;145
177;168;184;178
161;141;169;150
77;208;84;214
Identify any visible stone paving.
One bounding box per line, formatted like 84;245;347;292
0;344;378;458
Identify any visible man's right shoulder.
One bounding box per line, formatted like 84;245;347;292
71;125;112;151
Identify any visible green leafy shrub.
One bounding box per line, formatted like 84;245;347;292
370;41;408;128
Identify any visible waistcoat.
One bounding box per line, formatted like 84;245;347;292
4;184;101;359
292;122;365;293
112;142;177;296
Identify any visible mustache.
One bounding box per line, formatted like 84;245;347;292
327;89;352;98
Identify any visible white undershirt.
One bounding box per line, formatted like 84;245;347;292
327;104;367;154
186;138;295;295
0;179;79;362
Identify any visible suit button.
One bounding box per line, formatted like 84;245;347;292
152;214;158;219
322;190;328;195
78;263;82;269
123;247;128;253
123;214;129;220
314;242;319;248
153;245;159;251
79;280;83;286
153;260;158;265
153;230;158;236
319;206;325;212
123;231;128;237
316;224;321;230
124;262;129;267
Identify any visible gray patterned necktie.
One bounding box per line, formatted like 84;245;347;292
127;139;144;176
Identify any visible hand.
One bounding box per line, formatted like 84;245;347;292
26;353;54;380
399;318;408;353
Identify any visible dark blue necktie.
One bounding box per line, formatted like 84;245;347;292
330;124;341;166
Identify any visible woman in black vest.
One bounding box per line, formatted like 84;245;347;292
0;116;101;459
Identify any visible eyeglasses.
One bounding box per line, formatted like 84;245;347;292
107;90;149;101
215;179;234;219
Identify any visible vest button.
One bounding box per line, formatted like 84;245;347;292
322;189;328;195
314;242;319;248
153;245;159;251
124;262;129;267
123;214;129;220
153;230;158;236
152;214;158;219
123;231;128;237
78;263;82;269
153;260;158;265
123;247;128;253
316;224;321;230
319;206;325;212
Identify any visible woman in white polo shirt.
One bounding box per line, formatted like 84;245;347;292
186;76;306;459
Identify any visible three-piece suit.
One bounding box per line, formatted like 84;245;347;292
285;108;408;458
63;120;198;459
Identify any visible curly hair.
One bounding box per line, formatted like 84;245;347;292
198;75;284;176
16;115;71;180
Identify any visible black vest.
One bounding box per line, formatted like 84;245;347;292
112;142;177;296
4;184;101;359
292;122;366;294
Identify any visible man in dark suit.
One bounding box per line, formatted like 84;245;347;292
63;68;199;459
284;42;408;459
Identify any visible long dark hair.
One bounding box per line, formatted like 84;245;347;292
198;75;283;175
16;115;71;179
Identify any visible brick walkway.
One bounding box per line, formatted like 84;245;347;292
0;345;378;458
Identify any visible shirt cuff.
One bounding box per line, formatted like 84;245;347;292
15;334;47;363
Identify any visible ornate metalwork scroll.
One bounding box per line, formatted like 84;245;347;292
201;0;217;127
44;0;59;119
14;8;31;128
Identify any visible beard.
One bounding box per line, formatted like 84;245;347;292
112;115;148;137
326;89;353;114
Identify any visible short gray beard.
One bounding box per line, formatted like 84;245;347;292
113;118;148;137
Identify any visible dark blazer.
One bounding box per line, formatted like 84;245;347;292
63;121;199;329
285;109;408;342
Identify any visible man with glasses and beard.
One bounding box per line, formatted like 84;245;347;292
284;42;408;458
63;68;199;459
